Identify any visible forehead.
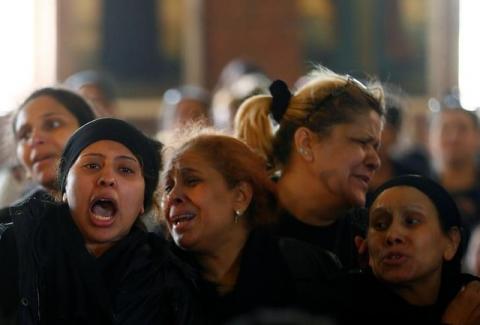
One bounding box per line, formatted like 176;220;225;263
438;110;477;127
167;149;215;174
371;186;437;214
16;95;75;126
333;110;383;134
79;140;137;160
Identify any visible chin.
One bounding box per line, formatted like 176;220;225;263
347;194;366;208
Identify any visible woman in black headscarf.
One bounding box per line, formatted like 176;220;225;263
0;118;200;324
323;175;480;324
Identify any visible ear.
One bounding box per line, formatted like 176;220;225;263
443;226;461;261
62;192;68;203
233;181;253;213
293;127;314;162
139;205;145;216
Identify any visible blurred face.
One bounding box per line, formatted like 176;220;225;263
65;140;145;256
162;150;246;253
174;99;209;128
15;95;80;189
79;84;115;117
430;110;479;166
310;110;382;207
368;186;456;287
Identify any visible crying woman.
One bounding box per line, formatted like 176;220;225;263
0;118;202;325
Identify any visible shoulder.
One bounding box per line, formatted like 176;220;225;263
277;236;342;278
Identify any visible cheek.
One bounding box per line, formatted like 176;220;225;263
16;144;29;167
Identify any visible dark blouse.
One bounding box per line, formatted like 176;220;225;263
322;269;478;325
273;208;366;270
0;198;201;324
179;228;340;324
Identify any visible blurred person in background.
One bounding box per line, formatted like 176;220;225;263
368;85;418;192
428;95;480;243
64;70;118;117
464;225;480;276
157;85;211;142
0;87;96;220
212;59;270;131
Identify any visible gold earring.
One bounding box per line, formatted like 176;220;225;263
298;147;307;156
234;210;242;224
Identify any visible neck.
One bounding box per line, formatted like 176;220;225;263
197;228;249;295
278;168;346;226
440;160;476;191
391;269;442;306
86;242;113;257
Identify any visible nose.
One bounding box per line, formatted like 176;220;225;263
97;170;116;187
385;222;405;246
365;146;381;171
28;128;46;147
165;184;185;206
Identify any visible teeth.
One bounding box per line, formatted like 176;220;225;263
93;214;113;221
171;213;195;225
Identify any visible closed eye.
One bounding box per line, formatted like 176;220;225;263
185;177;201;186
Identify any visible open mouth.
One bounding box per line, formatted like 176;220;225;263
382;252;407;265
170;213;196;227
90;198;118;224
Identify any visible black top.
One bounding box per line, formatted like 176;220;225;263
273;209;365;270
322;269;478;325
176;228;341;324
0;196;202;324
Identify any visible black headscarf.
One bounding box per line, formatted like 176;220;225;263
368;174;464;273
58;118;162;210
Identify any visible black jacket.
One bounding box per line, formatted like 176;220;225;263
0;195;203;324
321;269;478;324
273;208;366;270
176;228;341;324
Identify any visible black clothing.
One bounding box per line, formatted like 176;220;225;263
178;228;340;324
0;195;201;324
0;187;52;223
323;269;477;324
273;209;365;270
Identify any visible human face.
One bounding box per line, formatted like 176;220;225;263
174;99;209;128
310;110;382;207
162;150;245;253
430;110;479;166
15;95;80;189
368;186;455;287
65;140;145;256
79;84;115;117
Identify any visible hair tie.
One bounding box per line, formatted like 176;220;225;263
269;80;292;123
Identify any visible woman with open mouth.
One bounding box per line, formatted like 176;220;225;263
161;130;340;324
323;175;480;324
0;118;200;324
234;66;385;269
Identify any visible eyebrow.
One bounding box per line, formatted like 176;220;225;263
41;112;65;118
80;153;139;163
